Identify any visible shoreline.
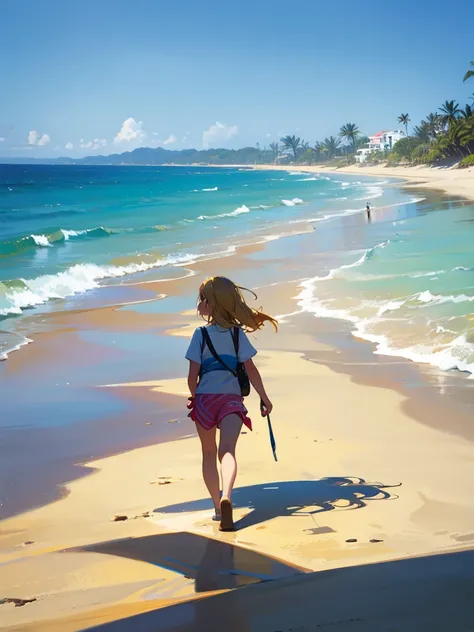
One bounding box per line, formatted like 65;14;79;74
251;162;474;201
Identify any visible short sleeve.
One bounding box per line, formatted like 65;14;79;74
185;328;203;364
238;329;257;363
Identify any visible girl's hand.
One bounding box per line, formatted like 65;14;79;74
187;397;195;410
260;398;273;416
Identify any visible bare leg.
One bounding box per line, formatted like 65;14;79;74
218;414;243;501
195;423;220;513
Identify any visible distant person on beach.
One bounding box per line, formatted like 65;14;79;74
366;201;371;217
186;276;277;531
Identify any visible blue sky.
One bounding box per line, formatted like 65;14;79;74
1;0;473;157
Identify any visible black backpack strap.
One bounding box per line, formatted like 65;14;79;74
200;327;205;354
232;327;240;360
200;327;237;376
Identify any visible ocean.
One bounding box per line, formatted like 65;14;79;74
1;164;473;377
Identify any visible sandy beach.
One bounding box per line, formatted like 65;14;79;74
2;229;474;631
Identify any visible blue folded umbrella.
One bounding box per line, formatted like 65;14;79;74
261;400;277;461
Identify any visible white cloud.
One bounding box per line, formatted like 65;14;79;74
37;134;51;146
28;130;51;146
266;133;272;138
65;142;74;150
0;137;5;142
28;130;39;145
202;122;238;149
80;138;107;150
114;117;146;145
163;134;177;146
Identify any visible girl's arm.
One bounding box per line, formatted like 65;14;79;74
244;358;273;415
188;361;201;397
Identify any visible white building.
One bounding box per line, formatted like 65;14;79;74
356;129;406;163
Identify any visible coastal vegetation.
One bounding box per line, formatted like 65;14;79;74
274;58;474;169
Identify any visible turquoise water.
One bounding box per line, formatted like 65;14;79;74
1;164;473;378
298;197;474;376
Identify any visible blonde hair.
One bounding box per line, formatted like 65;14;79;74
198;276;278;332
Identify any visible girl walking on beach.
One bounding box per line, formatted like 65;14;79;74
186;276;277;531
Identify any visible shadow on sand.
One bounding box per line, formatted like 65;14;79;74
86;549;474;631
74;531;306;594
154;476;400;530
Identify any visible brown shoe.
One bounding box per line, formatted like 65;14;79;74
219;497;234;531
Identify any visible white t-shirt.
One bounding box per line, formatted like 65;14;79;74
186;324;257;395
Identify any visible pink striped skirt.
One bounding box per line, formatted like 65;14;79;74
188;394;252;431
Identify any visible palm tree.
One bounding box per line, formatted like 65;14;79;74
280;135;301;161
322;136;342;158
398;113;410;137
311;141;324;162
269;142;280;163
461;103;474;119
439;100;461;127
463;61;474;82
412;123;431;143
425;113;442;139
339;123;360;151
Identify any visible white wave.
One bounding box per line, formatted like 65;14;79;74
416;290;474;306
356;328;474;377
355;185;384;201
339;240;390;271
0;334;32;361
453;266;472;272
31;234;51;247
435;325;456;334
60;228;88;240
297;276;474;377
288;171;306;176
202;186;218;192
377;300;406;316
296;280;358;323
409;270;445;279
0;253;200;316
281;198;304;207
296;177;319;181
197;204;250;221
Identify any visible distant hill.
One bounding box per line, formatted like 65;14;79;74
0;146;274;166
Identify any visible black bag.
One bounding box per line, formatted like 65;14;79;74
200;326;251;397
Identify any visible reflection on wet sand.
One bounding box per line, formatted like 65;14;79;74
73;531;306;595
